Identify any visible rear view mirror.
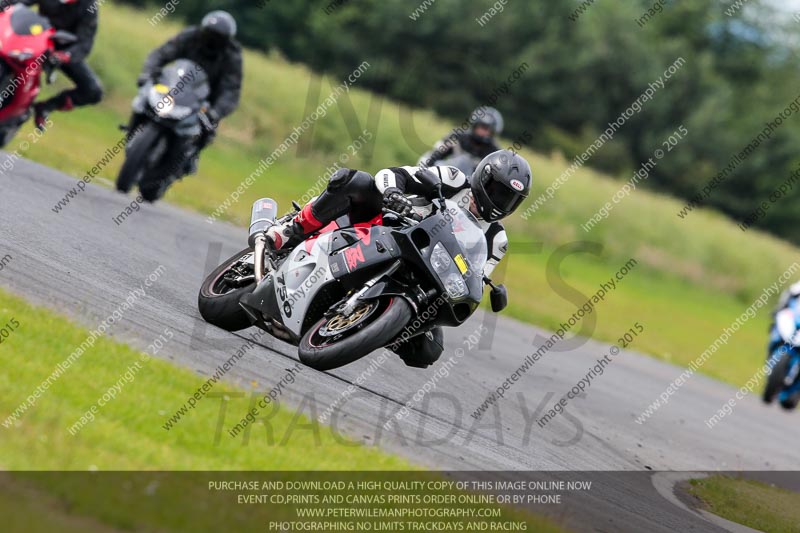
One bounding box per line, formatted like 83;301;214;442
490;284;508;312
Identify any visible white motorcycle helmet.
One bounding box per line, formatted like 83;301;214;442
777;281;800;310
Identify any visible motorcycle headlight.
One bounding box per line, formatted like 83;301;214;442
430;242;452;274
149;86;173;114
444;273;468;299
147;85;192;119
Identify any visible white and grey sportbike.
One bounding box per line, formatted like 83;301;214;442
198;190;508;371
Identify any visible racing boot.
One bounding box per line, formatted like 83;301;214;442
392;328;445;369
265;203;326;250
33;96;72;132
184;153;199;175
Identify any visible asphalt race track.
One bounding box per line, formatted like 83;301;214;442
2;158;797;532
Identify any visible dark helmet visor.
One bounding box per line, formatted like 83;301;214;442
484;177;525;214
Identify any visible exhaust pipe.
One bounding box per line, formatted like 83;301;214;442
249;198;278;283
253;233;267;283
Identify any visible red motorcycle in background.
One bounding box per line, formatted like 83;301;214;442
0;4;76;146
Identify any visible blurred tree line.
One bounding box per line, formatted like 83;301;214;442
121;0;800;243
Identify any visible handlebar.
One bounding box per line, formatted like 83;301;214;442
43;53;59;85
199;110;215;132
381;207;422;226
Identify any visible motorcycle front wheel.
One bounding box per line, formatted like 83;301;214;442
138;136;190;202
763;350;791;404
298;296;412;371
116;122;161;193
0;124;20;148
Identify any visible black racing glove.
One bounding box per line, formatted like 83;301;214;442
206;107;221;126
383;187;413;217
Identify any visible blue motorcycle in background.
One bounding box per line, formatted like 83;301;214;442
763;304;800;410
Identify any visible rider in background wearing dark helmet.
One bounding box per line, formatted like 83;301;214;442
420;106;504;168
138;10;243;174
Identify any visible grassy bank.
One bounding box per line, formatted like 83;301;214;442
689;475;800;533
12;3;800;386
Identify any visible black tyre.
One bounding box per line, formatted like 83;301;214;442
0;125;19;148
139;177;169;202
780;393;800;411
116;123;161;193
138;140;187;202
299;297;412;371
198;248;256;332
763;352;791;404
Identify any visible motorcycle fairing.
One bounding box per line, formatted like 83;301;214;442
274;231;337;336
9;7;51;36
328;225;400;280
273;221;402;336
0;5;55;120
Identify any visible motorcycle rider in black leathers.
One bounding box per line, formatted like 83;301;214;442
266;150;532;368
771;282;800;352
419;107;503;168
8;0;103;130
136;10;242;174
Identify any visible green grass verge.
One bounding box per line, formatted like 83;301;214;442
0;287;407;470
14;3;799;387
689;475;800;533
0;288;566;530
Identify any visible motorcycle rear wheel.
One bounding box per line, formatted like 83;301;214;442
299;296;411;371
198;247;256;332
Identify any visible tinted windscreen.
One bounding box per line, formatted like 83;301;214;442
161;61;210;101
10;7;51;36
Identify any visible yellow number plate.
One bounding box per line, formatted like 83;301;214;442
454;254;468;274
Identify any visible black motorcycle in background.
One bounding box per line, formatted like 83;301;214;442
116;59;212;202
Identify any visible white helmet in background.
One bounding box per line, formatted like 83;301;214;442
777;281;800;310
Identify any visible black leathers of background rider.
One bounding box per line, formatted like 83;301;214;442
140;26;243;119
